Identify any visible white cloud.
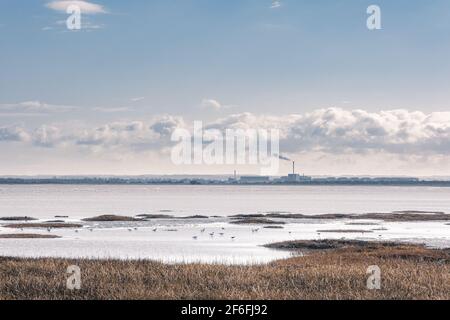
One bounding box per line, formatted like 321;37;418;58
14;116;186;152
0;126;30;142
46;1;106;14
201;98;235;111
270;1;282;9
131;97;145;102
92;107;132;113
53;18;104;31
0;101;76;115
150;115;185;137
33;125;65;147
201;99;222;110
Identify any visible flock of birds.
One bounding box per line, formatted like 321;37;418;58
55;225;241;240
40;223;384;240
192;226;238;240
40;224;270;241
46;224;324;241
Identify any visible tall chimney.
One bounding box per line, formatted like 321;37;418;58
292;161;295;175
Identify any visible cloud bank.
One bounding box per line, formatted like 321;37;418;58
1;108;450;158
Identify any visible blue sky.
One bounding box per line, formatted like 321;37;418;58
1;1;450;175
1;0;449;115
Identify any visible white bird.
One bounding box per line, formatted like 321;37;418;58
231;236;236;240
209;232;215;237
219;233;225;236
201;228;206;233
152;228;157;232
128;228;133;232
192;236;198;240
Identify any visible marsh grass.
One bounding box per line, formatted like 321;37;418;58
82;215;141;222
316;229;374;233
4;223;82;229
0;242;448;300
230;218;285;225
0;234;61;239
0;217;37;221
234;212;450;222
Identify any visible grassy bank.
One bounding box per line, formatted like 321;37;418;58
0;234;61;239
0;241;448;300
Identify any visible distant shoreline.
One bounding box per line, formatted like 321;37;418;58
1;178;450;187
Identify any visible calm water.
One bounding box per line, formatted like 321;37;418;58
0;185;449;263
0;185;449;220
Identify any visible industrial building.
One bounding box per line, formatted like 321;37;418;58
239;176;271;184
235;160;312;184
279;161;312;183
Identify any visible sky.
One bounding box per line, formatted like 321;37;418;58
0;0;450;176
